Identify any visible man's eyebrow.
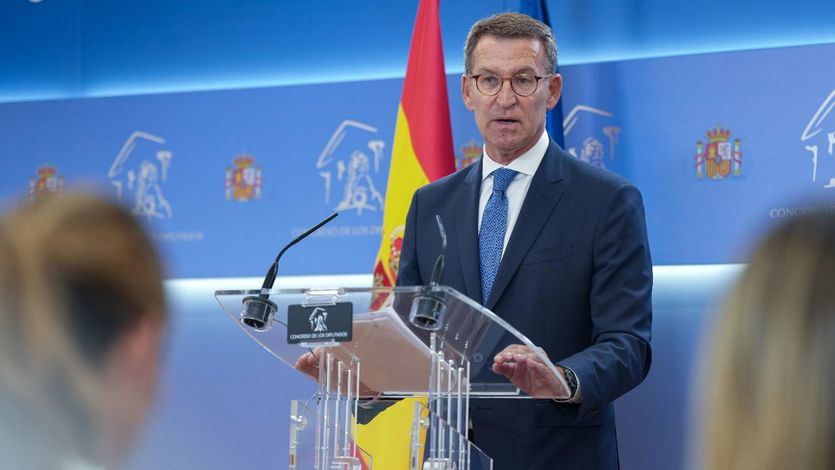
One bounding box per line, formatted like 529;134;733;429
514;66;539;75
472;67;498;75
472;65;539;75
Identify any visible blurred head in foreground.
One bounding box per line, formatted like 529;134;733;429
0;192;166;469
703;213;835;470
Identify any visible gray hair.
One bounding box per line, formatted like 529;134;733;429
464;12;558;75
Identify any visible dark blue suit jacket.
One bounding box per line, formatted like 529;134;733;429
397;141;653;469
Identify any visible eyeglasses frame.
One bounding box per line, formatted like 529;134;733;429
468;73;553;97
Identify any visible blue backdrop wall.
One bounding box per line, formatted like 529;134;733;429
4;0;835;100
2;1;835;469
2;44;834;276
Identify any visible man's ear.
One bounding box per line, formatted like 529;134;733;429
546;73;563;110
462;74;475;111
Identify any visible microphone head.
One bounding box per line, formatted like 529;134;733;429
408;291;447;331
241;296;278;331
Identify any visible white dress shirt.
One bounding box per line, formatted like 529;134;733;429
478;129;550;256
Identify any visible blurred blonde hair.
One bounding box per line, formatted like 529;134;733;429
703;213;835;470
0;192;165;463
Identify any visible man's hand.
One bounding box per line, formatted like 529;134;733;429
491;344;571;399
294;349;321;380
294;349;379;398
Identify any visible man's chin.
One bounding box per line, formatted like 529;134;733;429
485;145;527;163
486;135;524;150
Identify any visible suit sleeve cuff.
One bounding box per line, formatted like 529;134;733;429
552;365;582;403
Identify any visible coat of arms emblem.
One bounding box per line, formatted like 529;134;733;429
225;154;263;202
456;141;482;170
695;127;743;180
29;165;63;200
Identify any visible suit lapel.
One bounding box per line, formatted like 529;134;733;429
485;142;566;310
455;159;483;301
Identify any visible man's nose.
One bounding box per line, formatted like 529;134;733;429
495;80;517;108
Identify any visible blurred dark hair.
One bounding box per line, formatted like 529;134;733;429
0;192;165;467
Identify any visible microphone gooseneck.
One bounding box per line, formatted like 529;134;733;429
430;214;447;285
262;212;338;290
241;212;339;331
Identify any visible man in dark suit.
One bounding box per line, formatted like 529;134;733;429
396;13;653;469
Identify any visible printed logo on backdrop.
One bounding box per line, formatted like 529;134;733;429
800;89;835;190
29;165;63;200
770;91;835;220
317;120;385;215
294;120;387;238
694;127;743;180
107;131;202;242
225;154;263;202
108;131;174;219
563;105;621;170
456;141;483;169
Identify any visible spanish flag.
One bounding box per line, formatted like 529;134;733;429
520;0;565;147
359;0;455;467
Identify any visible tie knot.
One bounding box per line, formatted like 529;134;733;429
491;168;518;193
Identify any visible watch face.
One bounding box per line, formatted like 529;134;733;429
562;366;577;389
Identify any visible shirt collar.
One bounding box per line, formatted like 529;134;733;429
482;129;549;181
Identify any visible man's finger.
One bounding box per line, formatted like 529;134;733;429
492;360;516;377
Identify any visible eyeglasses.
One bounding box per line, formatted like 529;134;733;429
469;73;551;97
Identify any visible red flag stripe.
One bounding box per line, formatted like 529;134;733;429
401;0;456;182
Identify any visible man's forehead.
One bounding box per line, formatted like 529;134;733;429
471;35;544;72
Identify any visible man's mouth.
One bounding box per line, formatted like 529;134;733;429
494;118;519;125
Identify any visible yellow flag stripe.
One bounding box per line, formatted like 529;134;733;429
360;105;431;468
374;104;430;282
355;397;428;467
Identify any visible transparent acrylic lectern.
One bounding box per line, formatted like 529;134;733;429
215;285;568;470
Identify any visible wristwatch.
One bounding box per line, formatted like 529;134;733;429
559;364;578;400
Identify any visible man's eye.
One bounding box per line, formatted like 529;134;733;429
481;75;500;87
514;75;535;86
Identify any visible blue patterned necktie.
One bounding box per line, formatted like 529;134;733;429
479;167;518;303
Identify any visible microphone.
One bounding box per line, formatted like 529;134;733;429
241;212;338;331
429;214;447;286
409;214;449;331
